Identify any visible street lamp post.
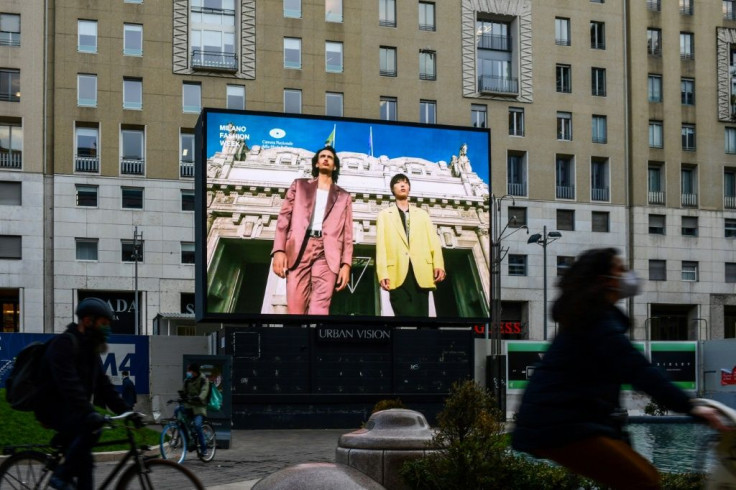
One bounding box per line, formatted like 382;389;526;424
132;226;143;336
527;226;562;341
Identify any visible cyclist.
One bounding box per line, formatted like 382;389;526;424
177;363;209;457
33;297;133;490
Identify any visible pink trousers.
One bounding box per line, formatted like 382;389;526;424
286;237;337;315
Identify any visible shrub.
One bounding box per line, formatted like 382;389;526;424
644;399;669;416
371;398;406;414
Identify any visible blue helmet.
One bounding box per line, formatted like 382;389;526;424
76;297;114;321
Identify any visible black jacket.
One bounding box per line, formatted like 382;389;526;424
511;306;692;452
34;323;130;428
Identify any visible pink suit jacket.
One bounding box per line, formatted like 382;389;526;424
272;178;353;274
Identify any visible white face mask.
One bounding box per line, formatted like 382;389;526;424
607;270;641;298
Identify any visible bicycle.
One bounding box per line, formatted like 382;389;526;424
0;411;204;490
159;399;216;464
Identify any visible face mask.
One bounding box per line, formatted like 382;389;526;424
608;271;641;298
100;325;111;342
186;372;193;379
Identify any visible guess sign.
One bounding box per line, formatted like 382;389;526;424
473;322;524;337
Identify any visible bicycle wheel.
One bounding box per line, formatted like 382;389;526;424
197;424;216;462
0;451;53;490
116;458;204;490
159;423;187;464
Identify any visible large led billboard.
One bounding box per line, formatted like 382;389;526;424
195;109;490;325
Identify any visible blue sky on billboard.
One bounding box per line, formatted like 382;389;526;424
206;112;490;184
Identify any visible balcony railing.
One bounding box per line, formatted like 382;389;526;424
648;44;662;56
0;91;20;102
680;52;695;61
591;187;609;201
725;195;736;209
191;49;237;71
419;72;436;81
478;33;511;51
0;32;20;46
507;182;526;197
0;152;21;169
647;0;661;11
180;161;194;178
592;135;608;144
478;75;518;94
556;185;575;200
419;23;435;31
648;190;665;205
681;193;698;207
591;41;606;50
726;8;736;21
380;69;397;77
75;156;99;173
120;158;145;176
680;5;694;15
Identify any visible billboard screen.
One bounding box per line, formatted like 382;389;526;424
195;109;490;325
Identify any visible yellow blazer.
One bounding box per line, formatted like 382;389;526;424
375;204;444;290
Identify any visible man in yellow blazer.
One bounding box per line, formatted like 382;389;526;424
375;173;445;316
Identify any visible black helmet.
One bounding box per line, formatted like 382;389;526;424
76;297;114;321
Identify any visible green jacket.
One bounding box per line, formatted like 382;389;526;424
182;374;209;417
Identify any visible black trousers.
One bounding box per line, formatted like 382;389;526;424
389;263;430;316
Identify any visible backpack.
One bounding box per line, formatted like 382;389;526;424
206;381;222;412
5;332;77;412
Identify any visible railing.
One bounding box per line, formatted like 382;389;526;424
0;92;19;102
478;75;518;94
648;44;662;56
379;19;396;27
555;37;571;47
556;185;575;200
120;158;145;176
478;33;511;51
680;4;694;15
75;156;99;173
680;52;695;61
380;69;397;77
681;193;698;207
419;72;436;81
0;152;21;169
592;135;608;144
591;187;609;201
507;182;526;196
0;32;20;46
647;0;661;11
591;41;606;50
725;195;736;209
648;190;665;205
419;23;435;31
191;49;237;71
180;161;194;178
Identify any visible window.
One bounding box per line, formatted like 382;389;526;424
121;240;143;263
379;0;396;27
649;121;663;148
682;216;698;236
557;256;575;276
74;126;98;173
727;128;736;154
325;92;343;117
726;218;736;238
682;261;698;281
326;0;342;22
592;115;607;144
555;17;570;46
284;89;302;114
556;210;575;231
325;41;343;73
681;78;695;105
591;157;609;201
0;69;19;102
507;152;526;196
680;32;694;60
0;122;22;169
226;85;245;110
476;20;513;94
124;0;143;3
648;163;664;204
123;78;142;110
592;211;609;232
75;184;97;208
680;0;693;15
0;181;20;205
556;64;571;93
590;21;605;49
681;124;696;151
78;20;97;53
507;207;527;227
725;169;736;208
647;28;661;56
182;82;201;113
471;104;487;128
557;112;572;141
380;46;397;76
591;68;606;96
0;235;21;259
681;166;697;206
649;214;665;234
419;2;435;31
509;107;524;136
181;189;195;211
284;37;301;69
419;100;436;124
380;96;397;121
648;74;662;102
726;0;736;20
180;131;195;178
508;255;527;276
181;242;196;264
0;13;20;46
556;155;575;199
77;74;97;107
122;187;143;209
75;239;98;261
120;128;144;175
649;260;666;281
284;0;301;18
190;0;236;71
123;24;142;56
727;263;736;283
419;50;436;80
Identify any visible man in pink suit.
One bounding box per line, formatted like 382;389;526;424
271;146;353;315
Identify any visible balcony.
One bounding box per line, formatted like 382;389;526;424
591;187;609;201
75;156;99;173
478;75;518;95
120;158;145;176
477;33;511;51
191;49;237;72
648;190;665;205
681;193;698;207
507;182;526;197
725;195;736;209
556;185;575;200
180;161;195;178
0;152;21;169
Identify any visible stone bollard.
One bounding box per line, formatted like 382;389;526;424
335;409;437;490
